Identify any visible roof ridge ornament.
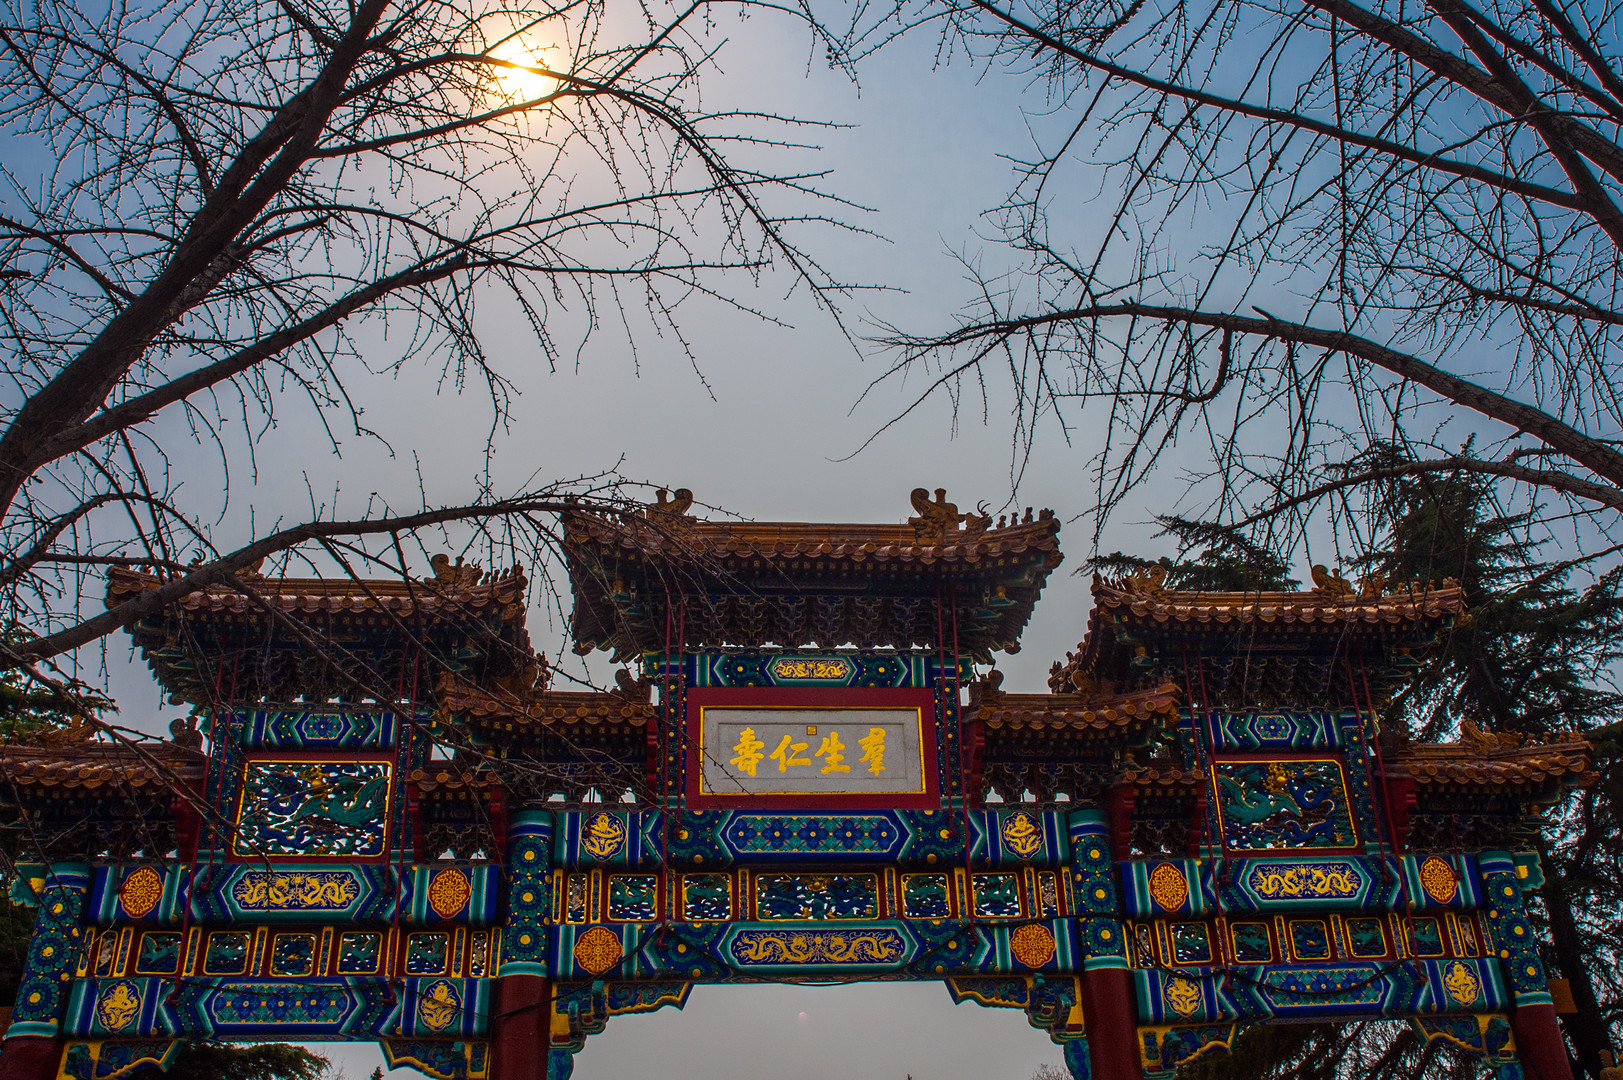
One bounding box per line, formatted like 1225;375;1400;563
429;553;485;587
1123;564;1169;595
908;487;992;545
1459;718;1524;754
1309;563;1355;599
613;667;652;702
967;668;1006;707
647;487;694;518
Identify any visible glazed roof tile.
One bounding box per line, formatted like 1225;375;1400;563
564;514;1063;566
407;766;505;793
110;556;535;704
1392;728;1595;793
564;489;1063;656
438;674;655;732
1117;758;1207;792
1091;565;1463;629
0;740;204;796
106;557;528;623
1055;566;1465;690
971;680;1182;735
564;487;1060;565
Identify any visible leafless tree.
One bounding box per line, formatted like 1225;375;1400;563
0;0;853;682
848;0;1623;551
844;0;1623;1074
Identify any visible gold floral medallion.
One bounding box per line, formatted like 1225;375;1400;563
1148;862;1189;912
119;867;164;920
1419;856;1459;905
428;868;472;919
1010;923;1057;968
573;926;625;975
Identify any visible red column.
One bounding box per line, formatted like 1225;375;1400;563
0;1035;63;1080
1081;966;1143;1080
1512;1002;1575;1080
491;974;551;1080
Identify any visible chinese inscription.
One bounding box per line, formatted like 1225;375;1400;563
700;707;925;796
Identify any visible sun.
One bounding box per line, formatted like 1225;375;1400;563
489;37;559;103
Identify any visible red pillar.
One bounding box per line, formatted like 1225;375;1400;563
1081;966;1143;1080
1512;1002;1575;1080
491;974;551;1080
0;1035;63;1080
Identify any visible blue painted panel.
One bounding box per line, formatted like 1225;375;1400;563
62;976;410;1038
1132;957;1509;1024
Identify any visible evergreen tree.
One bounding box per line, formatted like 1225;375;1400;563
1103;453;1622;1079
0;626;333;1080
159;1043;330;1080
1088;519;1299;592
1346;448;1623;1079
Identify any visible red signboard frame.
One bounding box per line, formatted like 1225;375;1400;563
684;686;940;809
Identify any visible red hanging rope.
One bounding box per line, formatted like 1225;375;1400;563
947;585;976;929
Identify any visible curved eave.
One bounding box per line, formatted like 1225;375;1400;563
1116;762;1207;797
0;742;205;801
974;683;1182;738
407;767;506;795
1056;576;1466;689
561;510;1062;567
438;684;654;737
564;512;1062;656
108;567;529;629
1390;738;1595;800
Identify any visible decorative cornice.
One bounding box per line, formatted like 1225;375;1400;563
1392;725;1595;794
106;559;528;623
0;741;204;796
437;674;655;732
970;675;1182;736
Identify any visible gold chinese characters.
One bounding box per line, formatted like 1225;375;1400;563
730;726;888;776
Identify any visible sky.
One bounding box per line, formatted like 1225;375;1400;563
80;5;1288;1078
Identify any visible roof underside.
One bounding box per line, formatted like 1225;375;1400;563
1054;569;1466;703
563;490;1063;659
108;562;533;705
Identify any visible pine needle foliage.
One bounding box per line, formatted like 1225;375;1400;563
160;1043;330;1080
1087;519;1300;592
1100;449;1623;1079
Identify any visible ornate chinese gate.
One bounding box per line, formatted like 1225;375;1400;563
0;491;1593;1080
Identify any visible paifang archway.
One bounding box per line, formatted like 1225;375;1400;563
0;490;1592;1080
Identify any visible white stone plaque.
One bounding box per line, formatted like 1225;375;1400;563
697;706;927;796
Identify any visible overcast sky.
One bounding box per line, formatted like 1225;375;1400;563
93;8;1259;1077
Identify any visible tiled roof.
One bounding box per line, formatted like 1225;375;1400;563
0;740;204;796
563;488;1061;568
971;679;1182;735
1055;566;1465;690
437;675;655;733
1090;566;1464;628
564;489;1063;657
1393;727;1595;793
1117;758;1207;792
406;766;505;793
109;557;535;704
106;557;528;623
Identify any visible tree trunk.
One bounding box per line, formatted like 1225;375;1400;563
1538;839;1610;1079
